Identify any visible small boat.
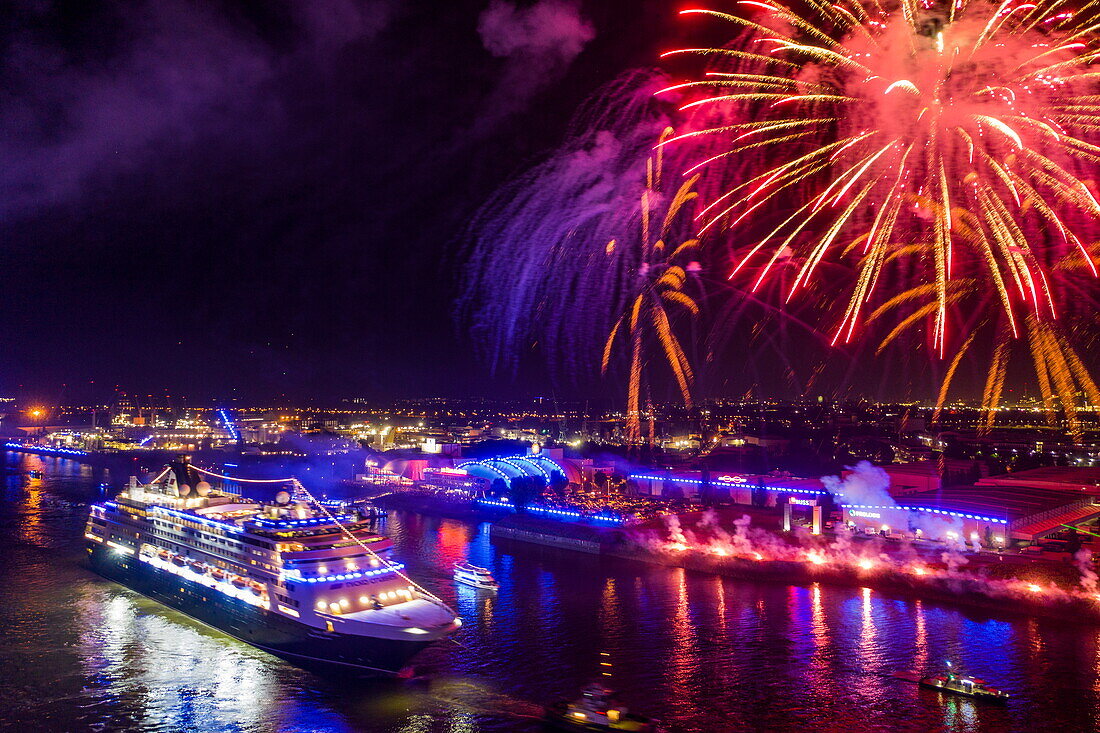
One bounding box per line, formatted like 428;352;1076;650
171;555;187;567
249;581;264;596
919;664;1009;703
545;681;662;732
27;470;43;478
188;560;207;574
158;549;171;562
210;568;227;581
453;561;499;590
231;576;247;589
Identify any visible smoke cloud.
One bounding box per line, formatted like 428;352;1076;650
821;460;971;542
476;0;595;126
0;0;394;220
821;460;895;507
1075;547;1098;594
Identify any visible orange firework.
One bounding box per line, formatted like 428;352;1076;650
603;128;701;443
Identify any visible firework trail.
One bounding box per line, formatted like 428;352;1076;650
663;0;1100;424
602;128;702;442
460;71;703;403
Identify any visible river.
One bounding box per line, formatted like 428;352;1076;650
2;451;1099;732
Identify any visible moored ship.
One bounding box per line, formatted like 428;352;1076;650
84;459;460;675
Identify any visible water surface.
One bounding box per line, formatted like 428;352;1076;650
2;452;1098;732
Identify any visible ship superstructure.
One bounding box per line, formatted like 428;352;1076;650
84;460;459;674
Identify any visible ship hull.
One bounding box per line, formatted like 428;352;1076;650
87;543;435;676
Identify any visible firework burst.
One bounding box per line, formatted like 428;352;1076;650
663;0;1100;426
666;0;1100;342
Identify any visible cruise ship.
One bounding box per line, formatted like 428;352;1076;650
84;459;460;675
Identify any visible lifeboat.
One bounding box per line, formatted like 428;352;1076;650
231;576;247;589
210;568;227;581
158;549;171;561
188;560;207;574
171;555;187;567
249;581;264;596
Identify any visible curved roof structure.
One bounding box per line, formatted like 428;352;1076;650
457;455;576;484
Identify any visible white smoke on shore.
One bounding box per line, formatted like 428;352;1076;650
821;461;894;507
633;511;1100;611
1076;548;1098;594
821;460;970;542
940;543;970;573
664;513;688;547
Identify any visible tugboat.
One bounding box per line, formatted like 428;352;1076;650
545;653;662;732
453;561;499;591
919;662;1010;703
544;681;662;732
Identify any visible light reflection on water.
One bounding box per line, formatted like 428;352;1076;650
3;452;1100;732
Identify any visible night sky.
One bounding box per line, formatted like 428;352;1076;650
0;0;682;404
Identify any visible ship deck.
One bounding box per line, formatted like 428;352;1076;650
334;598;456;628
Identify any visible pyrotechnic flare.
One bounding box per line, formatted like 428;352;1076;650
663;0;1100;424
602;128;702;443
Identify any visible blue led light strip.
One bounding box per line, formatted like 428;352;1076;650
149;504;244;533
289;563;407;584
458;455;567;482
629;473;826;496
218;409;241;441
501;457;550;480
840;503;1008;524
252;514;356;528
476;498;623;524
5;442;87;457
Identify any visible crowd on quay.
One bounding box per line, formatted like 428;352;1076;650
411;473;690;523
538;484;690;523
